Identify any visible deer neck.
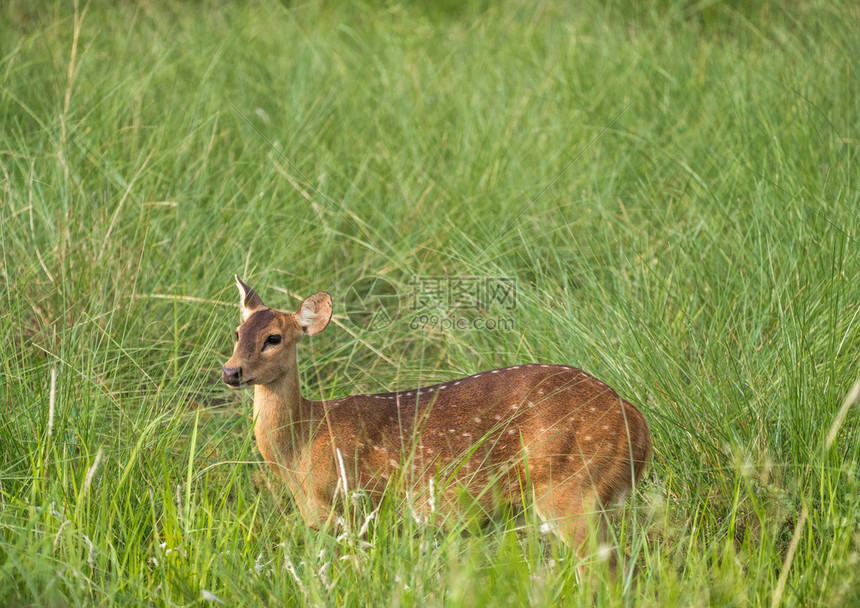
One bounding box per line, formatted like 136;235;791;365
252;345;312;470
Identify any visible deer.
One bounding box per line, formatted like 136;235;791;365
222;276;651;574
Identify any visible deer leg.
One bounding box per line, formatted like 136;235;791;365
534;485;618;580
284;477;336;531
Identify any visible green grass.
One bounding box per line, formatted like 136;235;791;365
2;0;859;605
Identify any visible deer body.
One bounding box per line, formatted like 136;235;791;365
223;277;651;565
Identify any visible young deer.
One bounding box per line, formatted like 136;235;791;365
222;276;651;571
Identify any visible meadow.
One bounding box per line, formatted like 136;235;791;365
1;0;859;605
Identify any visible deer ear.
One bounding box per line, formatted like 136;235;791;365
235;275;265;322
295;292;332;336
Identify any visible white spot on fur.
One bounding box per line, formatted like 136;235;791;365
462;432;471;438
541;365;549;368
449;429;456;433
508;429;516;435
454;381;461;386
474;417;482;423
494;415;502;420
511;366;520;370
440;385;447;390
491;370;499;374
585;436;592;441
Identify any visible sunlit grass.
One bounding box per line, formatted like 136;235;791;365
1;0;859;605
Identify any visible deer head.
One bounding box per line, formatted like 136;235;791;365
222;275;332;388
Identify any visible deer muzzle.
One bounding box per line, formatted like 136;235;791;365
222;366;243;387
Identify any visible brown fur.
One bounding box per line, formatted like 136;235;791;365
222;277;651;570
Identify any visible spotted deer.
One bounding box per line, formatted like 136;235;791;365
222;276;651;572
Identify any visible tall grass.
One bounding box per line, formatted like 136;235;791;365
1;0;859;605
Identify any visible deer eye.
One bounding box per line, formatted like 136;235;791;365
234;331;239;341
264;334;282;347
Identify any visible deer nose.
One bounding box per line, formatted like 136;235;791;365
222;366;242;386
